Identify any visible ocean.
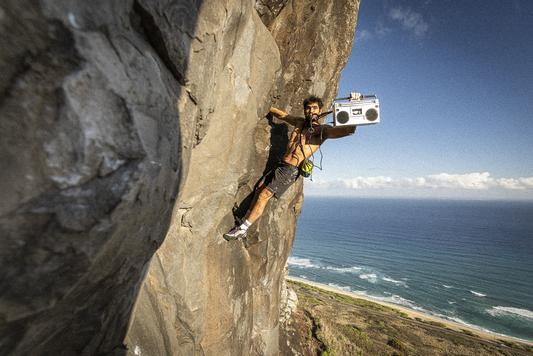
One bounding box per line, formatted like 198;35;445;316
288;197;533;342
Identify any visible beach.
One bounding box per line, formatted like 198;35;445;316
287;275;533;347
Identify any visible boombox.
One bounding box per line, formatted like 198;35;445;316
333;95;380;126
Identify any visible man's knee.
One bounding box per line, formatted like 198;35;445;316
258;187;274;201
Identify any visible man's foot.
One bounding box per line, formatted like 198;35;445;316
223;225;248;241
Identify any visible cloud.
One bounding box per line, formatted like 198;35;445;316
495;178;525;190
308;172;533;191
356;29;373;42
388;7;429;38
424;172;492;190
519;177;533;188
342;176;395;189
375;22;392;38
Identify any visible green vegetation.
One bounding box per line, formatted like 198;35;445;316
387;337;406;351
397;311;409;318
496;338;533;352
300;294;322;306
284;280;532;356
424;320;447;328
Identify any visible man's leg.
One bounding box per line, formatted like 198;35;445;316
224;186;274;241
245;186;274;224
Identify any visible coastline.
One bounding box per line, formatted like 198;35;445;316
286;275;533;347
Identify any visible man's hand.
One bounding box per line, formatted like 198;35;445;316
350;92;363;100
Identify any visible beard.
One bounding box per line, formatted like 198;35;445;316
305;113;320;126
305;112;319;120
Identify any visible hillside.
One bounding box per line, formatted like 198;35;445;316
281;280;533;356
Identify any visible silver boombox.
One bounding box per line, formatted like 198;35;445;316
333;93;380;126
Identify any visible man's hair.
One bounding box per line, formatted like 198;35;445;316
303;95;323;110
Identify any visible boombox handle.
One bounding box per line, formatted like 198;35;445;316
334;92;376;101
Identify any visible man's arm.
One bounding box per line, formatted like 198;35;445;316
323;125;357;139
269;107;304;127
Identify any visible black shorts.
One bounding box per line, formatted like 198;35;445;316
264;162;300;198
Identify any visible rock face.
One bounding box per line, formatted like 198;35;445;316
0;0;358;355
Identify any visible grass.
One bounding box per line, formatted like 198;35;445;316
338;324;371;348
424;320;447;328
284;280;533;356
387;337;406;351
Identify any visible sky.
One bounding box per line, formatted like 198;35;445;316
306;0;533;200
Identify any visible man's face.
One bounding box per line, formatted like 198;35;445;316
304;102;321;121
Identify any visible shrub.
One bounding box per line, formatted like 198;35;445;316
387;337;406;352
461;329;475;336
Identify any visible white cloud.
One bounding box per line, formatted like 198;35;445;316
519;177;533;188
388;7;429;38
375;22;392;38
424;172;492;190
496;178;525;190
357;29;373;42
308;172;533;192
342;176;395;189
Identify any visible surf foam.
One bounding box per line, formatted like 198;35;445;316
487;306;533;320
287;257;320;269
325;266;362;273
470;290;486;297
359;273;378;283
382;277;408;287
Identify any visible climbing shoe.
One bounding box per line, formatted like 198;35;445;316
223;225;248;241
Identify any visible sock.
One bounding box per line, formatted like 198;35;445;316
240;219;252;230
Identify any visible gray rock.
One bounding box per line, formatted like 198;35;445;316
0;0;359;354
280;267;298;325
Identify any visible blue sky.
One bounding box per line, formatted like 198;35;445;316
306;0;533;200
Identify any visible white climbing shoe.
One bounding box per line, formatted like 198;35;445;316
223;225;248;241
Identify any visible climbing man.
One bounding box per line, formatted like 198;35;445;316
223;95;358;241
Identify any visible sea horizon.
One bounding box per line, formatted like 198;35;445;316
289;196;533;342
304;193;533;204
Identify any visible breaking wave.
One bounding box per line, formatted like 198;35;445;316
470;290;486;297
287;257;362;274
325;266;362;273
288;257;409;288
486;306;533;320
359;273;378;283
287;257;320;269
382;277;408;287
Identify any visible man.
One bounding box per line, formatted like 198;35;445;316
224;95;357;241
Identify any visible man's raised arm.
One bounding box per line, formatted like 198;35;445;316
323;125;357;139
269;107;304;127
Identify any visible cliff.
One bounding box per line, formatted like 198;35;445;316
0;1;359;355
